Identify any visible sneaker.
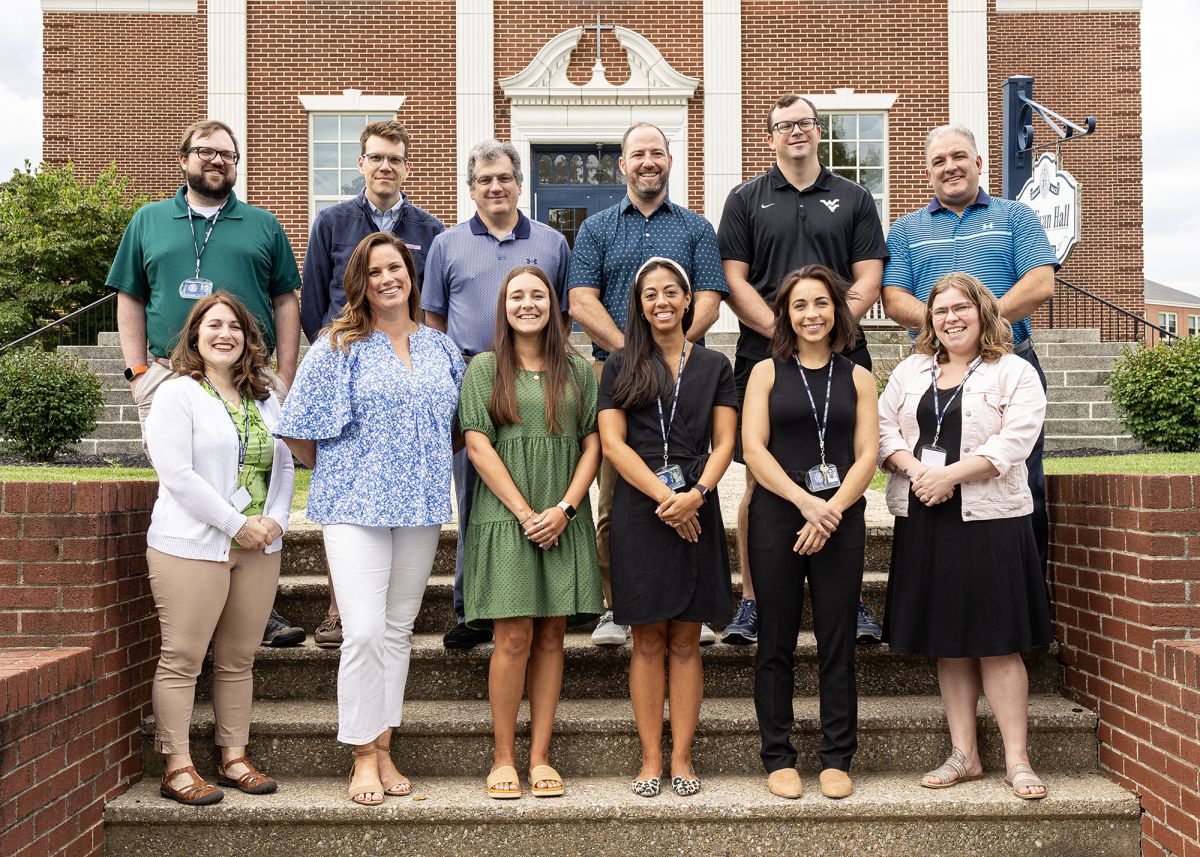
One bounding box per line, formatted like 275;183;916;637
262;608;305;647
722;597;758;645
591;610;629;646
443;622;493;649
314;611;343;649
699;623;717;646
856;602;882;643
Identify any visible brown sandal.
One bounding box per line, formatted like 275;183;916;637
217;756;278;795
160;765;224;806
1005;763;1048;800
348;748;384;806
377;747;412;797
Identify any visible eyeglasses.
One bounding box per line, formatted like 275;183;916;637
184;146;240;164
931;302;977;319
362;153;409;168
471;173;517;187
770;118;819;135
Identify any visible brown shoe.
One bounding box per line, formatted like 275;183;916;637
315;612;343;648
217;755;278;795
767;768;803;799
160;765;224;806
819;768;853;799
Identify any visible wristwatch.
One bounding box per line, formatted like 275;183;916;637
124;364;149;382
556;501;577;520
692;483;711;504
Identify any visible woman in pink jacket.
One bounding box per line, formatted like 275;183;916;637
878;272;1051;800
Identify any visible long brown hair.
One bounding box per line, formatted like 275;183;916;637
325;232;421;352
487;265;580;435
610;257;695;410
770;264;858;361
914;272;1013;363
170;291;271;401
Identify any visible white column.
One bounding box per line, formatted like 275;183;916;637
207;0;247;201
948;0;989;184
456;0;495;222
704;0;742;333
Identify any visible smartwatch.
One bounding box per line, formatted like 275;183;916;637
124;364;149;382
692;483;711;504
556;501;577;520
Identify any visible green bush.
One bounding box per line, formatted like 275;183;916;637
0;348;104;461
1108;335;1200;452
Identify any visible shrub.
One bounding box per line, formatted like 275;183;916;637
1108;335;1200;452
0;347;104;461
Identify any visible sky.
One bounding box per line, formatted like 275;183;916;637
0;0;1197;297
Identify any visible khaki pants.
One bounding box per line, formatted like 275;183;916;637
146;547;281;754
593;360;617;606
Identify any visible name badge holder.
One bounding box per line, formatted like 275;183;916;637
917;358;982;468
206;377;252;511
181;204;224;300
796;357;841;493
654;344;688;491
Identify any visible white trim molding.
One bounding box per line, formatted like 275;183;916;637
997;0;1140;10
456;0;495;221
948;0;989;185
208;0;247;201
298;93;407;113
41;0;196;11
704;0;742;334
805;89;899;112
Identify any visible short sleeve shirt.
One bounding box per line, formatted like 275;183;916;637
567;196;729;361
883;191;1058;344
106;187;301;357
420;212;570;356
273;327;465;526
718;165;888;361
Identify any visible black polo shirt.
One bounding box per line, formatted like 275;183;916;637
718;164;888;361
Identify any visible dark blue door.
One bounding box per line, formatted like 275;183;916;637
532;145;626;248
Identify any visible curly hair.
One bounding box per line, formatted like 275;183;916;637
170;292;271;401
914;272;1013;363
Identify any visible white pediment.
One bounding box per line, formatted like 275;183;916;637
499;26;700;105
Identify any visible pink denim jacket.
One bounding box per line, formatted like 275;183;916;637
877;352;1046;521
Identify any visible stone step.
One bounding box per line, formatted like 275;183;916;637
1044;418;1129;438
98;331;121;346
89;420;144;440
1036;356;1120;372
1045;435;1143;454
103;772;1140;857
203;634;1063;702
1029;328;1102;343
77;438;146;456
1047;384;1111;404
1046;401;1118;421
1035;341;1132;358
1045;369;1113;387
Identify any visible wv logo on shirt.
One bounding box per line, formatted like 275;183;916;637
821;199;841;213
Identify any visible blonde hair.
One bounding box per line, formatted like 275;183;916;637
914;272;1013;363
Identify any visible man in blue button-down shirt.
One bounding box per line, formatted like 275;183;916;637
567;122;729;647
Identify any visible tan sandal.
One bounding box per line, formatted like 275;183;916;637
921;747;983;789
529;764;565;797
376;748;411;796
160;765;224;806
1005;763;1048;800
347;748;384;806
487;764;521;799
216;755;277;795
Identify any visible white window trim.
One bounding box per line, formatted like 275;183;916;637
41;0;196;11
805;90;898;113
996;0;1141;12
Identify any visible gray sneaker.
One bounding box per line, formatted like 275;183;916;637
591;609;629;646
699;623;717;646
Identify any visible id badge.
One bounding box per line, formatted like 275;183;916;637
805;464;841;492
918;444;947;468
230;485;252;512
655;464;686;490
179;277;214;299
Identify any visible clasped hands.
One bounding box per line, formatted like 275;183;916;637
521;506;567;550
909;464;956;507
656;490;703;543
793;494;841;556
234;515;281;550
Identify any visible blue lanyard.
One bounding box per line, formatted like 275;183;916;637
655;343;688;468
929;357;982;447
186;203;225;279
205;378;249;470
796;357;834;469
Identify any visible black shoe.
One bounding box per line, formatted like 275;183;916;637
262;608;305;647
443;622;493;649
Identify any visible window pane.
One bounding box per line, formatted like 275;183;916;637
600;154;618;184
313;170;339;195
818;115;830;136
340;172;364;195
316;199;340;212
859;114;885;140
368;114;392;123
312;115;339;140
830;114;855;139
570;154;584;184
831;141;856;167
538;155;553;184
339;115;365;139
860;168;884;194
341;143;361;165
833;167;857;182
860;142;884;168
585;154;599;184
313;143;339;168
554;155;568;184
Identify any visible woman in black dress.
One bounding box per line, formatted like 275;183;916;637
597;257;737;798
878;272;1050;799
742;265;879;801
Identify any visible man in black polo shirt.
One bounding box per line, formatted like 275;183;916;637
718;93;888;645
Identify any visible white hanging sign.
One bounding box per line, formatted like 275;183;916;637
1017;152;1081;265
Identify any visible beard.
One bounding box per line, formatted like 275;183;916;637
186;167;235;202
629;170;666;202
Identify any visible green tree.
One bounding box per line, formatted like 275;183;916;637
0;160;149;344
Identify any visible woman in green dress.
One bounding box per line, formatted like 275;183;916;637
459;265;603;799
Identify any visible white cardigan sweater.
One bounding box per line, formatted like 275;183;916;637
145;375;295;560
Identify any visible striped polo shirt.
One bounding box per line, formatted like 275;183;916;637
883;190;1057;343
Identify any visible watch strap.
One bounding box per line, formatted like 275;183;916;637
124;364;149;381
556;501;577;520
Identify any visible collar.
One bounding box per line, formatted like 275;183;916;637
469;210;531;240
172;185;242;219
926;188;992;214
362;190;407;218
769;163;833;193
620;194;675;218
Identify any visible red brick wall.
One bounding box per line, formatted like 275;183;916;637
1050;474;1200;857
0;482;159;857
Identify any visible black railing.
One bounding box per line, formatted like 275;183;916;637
1047;275;1178;346
0;292;119;354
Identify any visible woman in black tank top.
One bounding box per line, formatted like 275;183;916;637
741;265;879;800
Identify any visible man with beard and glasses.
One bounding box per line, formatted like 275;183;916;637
567;122;729;648
108;118;306;648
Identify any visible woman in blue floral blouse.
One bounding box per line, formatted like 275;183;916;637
276;232;464;806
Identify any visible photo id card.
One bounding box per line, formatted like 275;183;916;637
179;277;214;300
655;464;686;491
918;444;947;468
805;464;841;492
230;485;252;512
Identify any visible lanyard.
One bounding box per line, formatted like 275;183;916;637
187;203;225;279
796;357;834;469
929;357;983;447
205;378;249;470
655;343;688;469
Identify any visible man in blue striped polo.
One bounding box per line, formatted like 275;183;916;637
881;124;1057;571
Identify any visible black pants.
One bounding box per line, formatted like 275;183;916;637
749;491;865;773
1013;338;1048;573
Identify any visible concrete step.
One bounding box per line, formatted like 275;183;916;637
89;420;144;440
1046;401;1118;421
1045;435;1143;454
1046;368;1113;387
103;772;1139;857
79;438;146;456
98;331;120;346
1047;384;1111;404
1044;418;1129;438
104;388;135;406
1030;328;1102;344
1036;356;1120;372
204;635;1063;702
142;694;1098;779
1035;342;1132;358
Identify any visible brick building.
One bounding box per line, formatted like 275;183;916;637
40;0;1144;331
1145;278;1200;341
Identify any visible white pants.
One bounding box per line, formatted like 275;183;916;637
322;523;438;745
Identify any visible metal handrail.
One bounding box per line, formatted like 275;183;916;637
1047;275;1178;345
0;292;118;353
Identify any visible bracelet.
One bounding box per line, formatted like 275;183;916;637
234;523;249;541
518;510;536;525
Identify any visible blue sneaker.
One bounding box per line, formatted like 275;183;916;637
722;597;758;644
856;602;882;643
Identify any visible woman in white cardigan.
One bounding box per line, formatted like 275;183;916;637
144;292;294;806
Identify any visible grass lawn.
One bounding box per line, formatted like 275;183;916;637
1043;452;1200;475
